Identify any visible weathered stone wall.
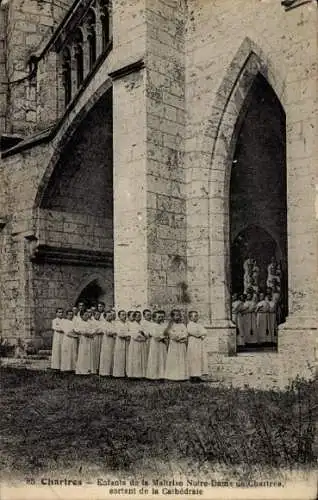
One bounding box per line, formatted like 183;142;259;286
4;0;69;135
37;210;113;252
0;5;8;134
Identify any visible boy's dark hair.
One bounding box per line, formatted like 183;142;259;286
143;308;151;316
170;308;181;318
188;310;198;316
66;308;73;315
118;310;126;316
56;307;63;313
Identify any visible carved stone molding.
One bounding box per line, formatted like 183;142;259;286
31;245;113;268
281;0;314;11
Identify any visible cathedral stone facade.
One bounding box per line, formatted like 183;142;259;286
0;0;317;388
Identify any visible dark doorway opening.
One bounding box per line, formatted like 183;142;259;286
76;279;106;308
230;74;288;352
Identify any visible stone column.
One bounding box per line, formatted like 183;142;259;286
112;64;149;310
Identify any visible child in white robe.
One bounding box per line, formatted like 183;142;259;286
164;309;189;381
72;307;81;357
99;311;116;376
136;310;149;375
141;309;153;358
268;296;277;343
112;310;129;377
186;311;208;380
236;294;246;347
97;301;105;315
231;294;244;347
60;309;78;372
51;307;64;370
127;311;148;378
256;293;270;343
242;292;256;344
74;311;96;375
90;311;103;373
146;311;167;380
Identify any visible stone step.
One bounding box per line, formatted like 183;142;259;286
26;353;51;360
1;357;50;371
38;349;52;356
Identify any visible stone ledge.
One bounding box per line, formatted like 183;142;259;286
109;59;145;81
0;357;50;371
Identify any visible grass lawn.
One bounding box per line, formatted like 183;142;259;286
0;367;317;482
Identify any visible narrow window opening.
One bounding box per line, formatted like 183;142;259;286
75;45;84;87
62;48;72;107
86;10;97;70
100;2;110;50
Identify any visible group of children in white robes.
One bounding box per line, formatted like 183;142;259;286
231;289;280;346
51;303;208;381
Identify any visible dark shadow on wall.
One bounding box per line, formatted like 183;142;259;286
41;89;113;220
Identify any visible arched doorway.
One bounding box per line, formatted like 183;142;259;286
229;74;288;350
31;88;114;334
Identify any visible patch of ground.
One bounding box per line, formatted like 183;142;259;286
0;367;317;482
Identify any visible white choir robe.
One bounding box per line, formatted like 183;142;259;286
74;319;96;375
164;323;189;381
146;322;167;379
141;319;153;359
236;314;246;347
51;318;64;370
238;302;249;345
89;318;103;373
273;292;282;325
60;319;78;372
232;300;244;346
256;300;270;343
186;321;208;377
112;320;129;377
72;315;80;355
99;320;116;376
126;322;148;378
242;301;256;344
250;300;258;342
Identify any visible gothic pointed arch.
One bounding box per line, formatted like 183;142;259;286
203;38;287;325
33;77;112;210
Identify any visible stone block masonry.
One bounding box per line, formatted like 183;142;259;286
0;6;8;134
145;0;187;311
2;0;69;135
